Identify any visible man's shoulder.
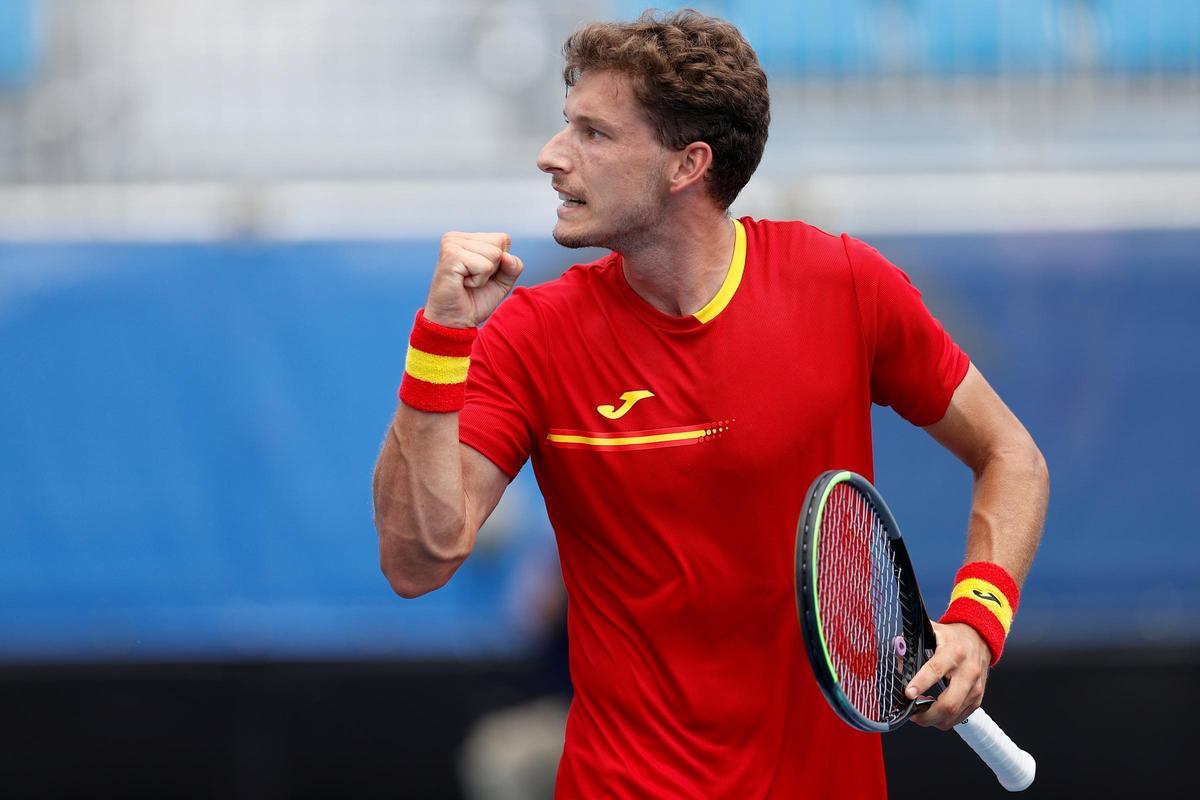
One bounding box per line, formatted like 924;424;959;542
508;251;619;310
741;216;837;237
739;216;864;283
485;251;618;335
739;216;852;258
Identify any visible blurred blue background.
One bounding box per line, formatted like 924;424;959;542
0;240;569;661
2;229;1197;660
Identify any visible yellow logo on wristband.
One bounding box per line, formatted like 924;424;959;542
405;346;470;384
951;578;1014;634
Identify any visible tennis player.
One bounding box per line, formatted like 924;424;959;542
374;10;1048;798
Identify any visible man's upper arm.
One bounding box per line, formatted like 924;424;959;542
846;235;970;427
922;363;1038;472
461;442;513;534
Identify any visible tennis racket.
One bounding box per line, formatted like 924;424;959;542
794;470;1036;792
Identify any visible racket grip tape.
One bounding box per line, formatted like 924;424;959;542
953;707;1036;791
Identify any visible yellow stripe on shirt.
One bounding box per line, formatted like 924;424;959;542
693;218;747;324
545;429;708;447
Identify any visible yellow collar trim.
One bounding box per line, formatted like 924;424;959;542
692;218;746;324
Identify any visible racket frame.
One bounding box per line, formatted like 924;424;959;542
794;469;1037;792
795;469;933;733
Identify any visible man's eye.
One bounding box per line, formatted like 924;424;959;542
586;127;604;139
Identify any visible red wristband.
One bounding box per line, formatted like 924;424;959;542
938;561;1020;666
398;309;477;412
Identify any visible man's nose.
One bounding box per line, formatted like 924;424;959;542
537;128;569;174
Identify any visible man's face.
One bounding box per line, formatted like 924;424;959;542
536;70;673;251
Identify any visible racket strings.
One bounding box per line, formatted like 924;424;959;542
818;483;912;724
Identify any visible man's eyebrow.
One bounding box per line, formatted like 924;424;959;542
563;110;615;130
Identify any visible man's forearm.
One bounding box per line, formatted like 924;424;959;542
961;436;1049;585
923;365;1050;587
906;423;1048;727
372;404;474;598
373;231;524;598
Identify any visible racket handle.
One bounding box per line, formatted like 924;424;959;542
954;707;1036;791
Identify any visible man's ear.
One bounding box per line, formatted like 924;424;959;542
668;141;714;194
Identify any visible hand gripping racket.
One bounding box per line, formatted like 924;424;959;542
794;470;1036;792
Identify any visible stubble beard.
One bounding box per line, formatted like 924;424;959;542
551;179;668;254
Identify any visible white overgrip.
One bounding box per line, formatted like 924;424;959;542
954;706;1036;791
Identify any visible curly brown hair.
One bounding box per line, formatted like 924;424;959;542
562;9;770;210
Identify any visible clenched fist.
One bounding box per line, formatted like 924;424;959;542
423;232;524;329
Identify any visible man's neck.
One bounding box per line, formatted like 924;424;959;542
618;210;736;318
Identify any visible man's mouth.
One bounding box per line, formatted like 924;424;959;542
556;190;586;207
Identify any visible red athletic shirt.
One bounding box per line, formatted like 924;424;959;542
459;218;969;798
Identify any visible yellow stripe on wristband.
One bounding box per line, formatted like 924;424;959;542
950;578;1014;634
405;346;470;385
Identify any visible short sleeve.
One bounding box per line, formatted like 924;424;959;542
458;288;546;480
844;235;969;426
